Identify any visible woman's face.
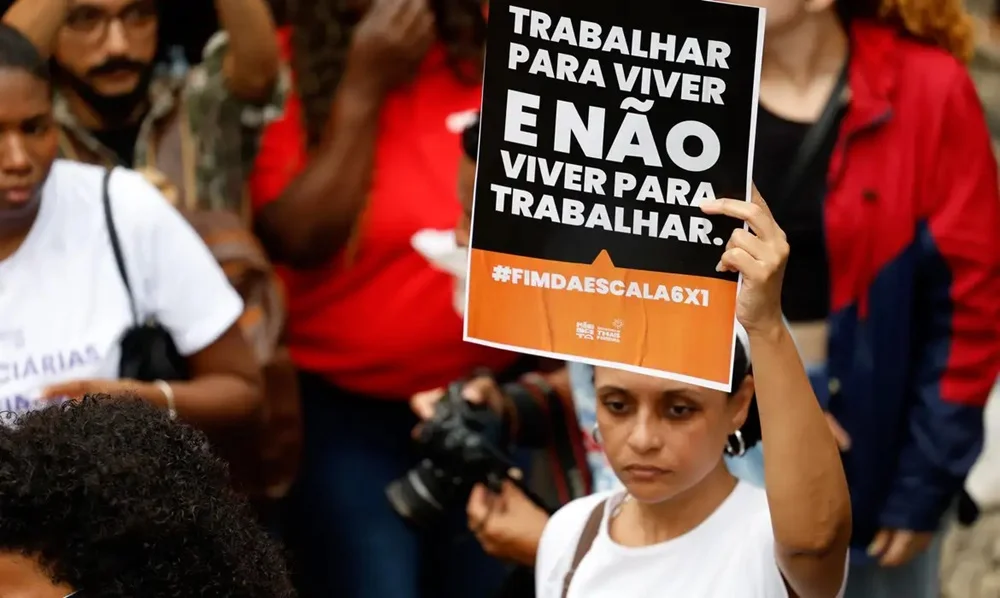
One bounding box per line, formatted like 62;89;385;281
594;367;753;504
0;69;58;217
0;552;75;597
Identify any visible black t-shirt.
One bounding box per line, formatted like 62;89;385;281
752;105;845;323
91;124;142;167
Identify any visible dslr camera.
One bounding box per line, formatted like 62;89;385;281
386;382;519;529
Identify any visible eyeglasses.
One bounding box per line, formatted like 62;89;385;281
63;0;157;44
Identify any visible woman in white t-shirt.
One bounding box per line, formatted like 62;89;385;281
0;23;260;425
535;187;851;598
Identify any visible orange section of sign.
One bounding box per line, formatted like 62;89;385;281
466;248;738;386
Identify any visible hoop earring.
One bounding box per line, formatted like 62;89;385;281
591;422;602;445
725;430;746;457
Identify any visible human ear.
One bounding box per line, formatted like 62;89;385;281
728;375;754;433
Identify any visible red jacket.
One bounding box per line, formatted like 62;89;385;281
824;21;1000;552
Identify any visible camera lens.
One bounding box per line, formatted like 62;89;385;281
386;460;464;529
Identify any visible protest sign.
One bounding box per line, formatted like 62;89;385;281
464;0;766;391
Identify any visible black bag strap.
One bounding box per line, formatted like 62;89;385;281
102;168;139;325
561;499;607;598
776;62;849;205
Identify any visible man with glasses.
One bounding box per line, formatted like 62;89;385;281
3;0;286;213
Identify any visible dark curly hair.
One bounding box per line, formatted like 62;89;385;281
288;0;487;148
0;395;296;597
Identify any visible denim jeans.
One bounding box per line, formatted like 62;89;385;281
281;372;510;598
725;363;944;598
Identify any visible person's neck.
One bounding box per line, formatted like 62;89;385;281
618;463;738;546
762;11;848;89
758;11;849;122
59;85;148;131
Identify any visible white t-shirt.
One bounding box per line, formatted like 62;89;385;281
536;482;789;598
0;160;243;414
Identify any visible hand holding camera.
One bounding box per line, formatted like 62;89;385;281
467;480;550;567
410;376;506;422
390;382;541;529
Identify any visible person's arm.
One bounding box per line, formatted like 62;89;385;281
2;0;67;57
253;82;383;268
156;327;261;426
214;0;281;102
116;171;262;426
877;67;1000;541
183;24;290;214
750;324;851;597
702;190;851;598
252;0;434;268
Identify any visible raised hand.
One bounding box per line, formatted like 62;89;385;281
700;185;789;334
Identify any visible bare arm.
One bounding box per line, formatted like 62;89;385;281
42;326;262;428
254;83;383;268
2;0;67;57
750;323;851;598
214;0;281;102
134;325;263;427
252;0;434;268
703;189;851;598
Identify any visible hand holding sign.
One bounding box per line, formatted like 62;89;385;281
700;186;788;335
466;0;766;390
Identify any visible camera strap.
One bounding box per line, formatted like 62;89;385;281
541;381;591;502
513;374;592;503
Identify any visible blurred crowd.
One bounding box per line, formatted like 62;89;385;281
0;0;999;597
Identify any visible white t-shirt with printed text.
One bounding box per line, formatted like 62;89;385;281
0;160;243;414
536;482;791;598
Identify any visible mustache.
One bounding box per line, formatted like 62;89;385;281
87;57;147;77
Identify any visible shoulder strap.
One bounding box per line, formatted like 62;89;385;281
561;499;607;598
776;62;849;206
102;168;139;325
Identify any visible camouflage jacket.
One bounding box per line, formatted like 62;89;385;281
55;31;289;215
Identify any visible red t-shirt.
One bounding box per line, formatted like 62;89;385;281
250;31;516;398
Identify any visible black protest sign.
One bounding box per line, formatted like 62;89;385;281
465;0;765;390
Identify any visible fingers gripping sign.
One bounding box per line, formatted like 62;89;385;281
700;185;789;334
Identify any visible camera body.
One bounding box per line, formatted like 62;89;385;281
386;383;513;529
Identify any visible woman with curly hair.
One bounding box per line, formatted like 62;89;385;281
247;1;520;597
0;395;296;597
715;0;1000;597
